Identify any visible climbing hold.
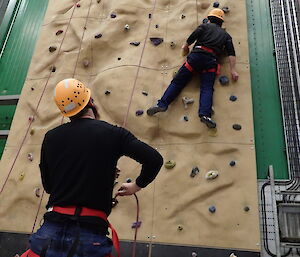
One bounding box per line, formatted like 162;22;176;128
183;115;189;122
112;198;118;208
126;178;132;183
209;206;216;213
50;65;56;72
31;87;34;91
213;2;219;7
28;116;35;122
244;206;250;212
229;161;236;167
76;3;81;7
205;170;219;180
136;110;144;116
181;14;186;19
200;2;210;9
191;252;198;257
222;6;230;13
117;57;121;61
19;172;25;181
30;129;35;135
97;0;101;3
148;13;152;19
83;59;89;68
165;160;176;169
150;37;163;46
130;41;140;46
48;46;57;53
229;95;237;102
95;33;102;38
35;188;41;198
124;24;130;30
132;221;142;229
219;75;229;85
173;70;178;78
190;166;200;177
27;153;33;162
177;225;183;231
230;253;237;257
203;18;209;24
105;90;111;95
182;96;194;109
84;26;87;30
142;91;148;96
56;30;63;36
111;13;117;18
170;41;176;49
233;124;242;130
155;24;159;29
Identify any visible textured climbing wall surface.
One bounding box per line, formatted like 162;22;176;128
0;0;260;253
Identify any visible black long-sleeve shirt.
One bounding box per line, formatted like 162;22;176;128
40;118;163;231
186;23;235;56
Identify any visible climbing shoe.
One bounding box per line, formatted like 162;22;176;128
146;105;167;116
200;116;217;128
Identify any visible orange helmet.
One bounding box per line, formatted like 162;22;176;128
208;8;224;21
54;78;91;117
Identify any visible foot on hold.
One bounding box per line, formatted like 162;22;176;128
146;105;167;116
200;116;216;128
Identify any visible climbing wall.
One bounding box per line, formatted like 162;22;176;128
0;0;260;254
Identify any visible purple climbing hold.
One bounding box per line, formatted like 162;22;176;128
213;2;220;7
131;221;142;229
219;75;229;85
111;13;117;18
95;33;102;38
150;37;163;46
233;124;242;130
209;206;216;213
56;30;63;36
130;41;140;46
136;110;144;116
230;95;237;101
203;18;209;24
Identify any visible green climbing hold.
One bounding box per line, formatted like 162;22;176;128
165;160;176;169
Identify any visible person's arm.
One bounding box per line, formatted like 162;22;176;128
39;135;51;194
182;26;204;56
116;129;163;196
225;37;239;81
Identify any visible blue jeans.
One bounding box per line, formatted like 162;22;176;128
158;52;217;117
29;220;112;257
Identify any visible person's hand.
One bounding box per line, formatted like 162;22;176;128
231;70;239;81
117;182;141;196
181;44;189;56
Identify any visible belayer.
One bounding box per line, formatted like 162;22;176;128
147;8;239;128
20;78;163;257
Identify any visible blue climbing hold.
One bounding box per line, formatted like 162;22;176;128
150;37;163;46
209;206;216;213
229;161;236;166
111;13;117;18
136;110;144;116
213;2;219;7
229;95;237;101
219;75;229;85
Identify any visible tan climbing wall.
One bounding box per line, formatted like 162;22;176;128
0;0;260;253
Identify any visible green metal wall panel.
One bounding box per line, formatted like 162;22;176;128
246;0;288;179
0;0;49;159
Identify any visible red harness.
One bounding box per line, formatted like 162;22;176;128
20;206;119;257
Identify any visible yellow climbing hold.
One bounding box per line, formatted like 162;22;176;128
19;172;25;181
165;160;176;169
208;127;218;137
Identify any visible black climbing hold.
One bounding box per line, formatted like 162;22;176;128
150;37;163;46
229;161;236;167
31;87;35;91
126;178;132;183
183;115;189;122
209;206;216;213
190;166;200;177
105;90;111;95
219;75;229;85
244;206;250;212
76;3;81;7
56;30;63;36
51;66;56;72
95;33;102;38
130;41;140;46
233;124;242;130
118;57;121;60
181;14;186;19
149;13;152;19
155;24;159;28
136;110;144;116
49;46;57;53
142;91;148;96
229;95;237;101
213;2;219;7
170;42;176;48
132;221;142;228
111;13;117;18
222;6;230;13
203;18;209;24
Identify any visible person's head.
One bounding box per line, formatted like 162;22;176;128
207;8;224;26
54;78;99;120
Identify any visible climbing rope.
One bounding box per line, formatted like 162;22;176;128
131;193;140;257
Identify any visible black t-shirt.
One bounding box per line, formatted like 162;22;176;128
186;23;236;56
40;118;163;232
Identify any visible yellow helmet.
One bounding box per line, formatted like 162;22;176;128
208;8;224;21
54;78;91;117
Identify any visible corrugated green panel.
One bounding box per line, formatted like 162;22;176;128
246;0;288;179
0;0;49;159
0;139;6;157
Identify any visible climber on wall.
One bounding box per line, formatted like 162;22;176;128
20;78;163;257
147;8;239;128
